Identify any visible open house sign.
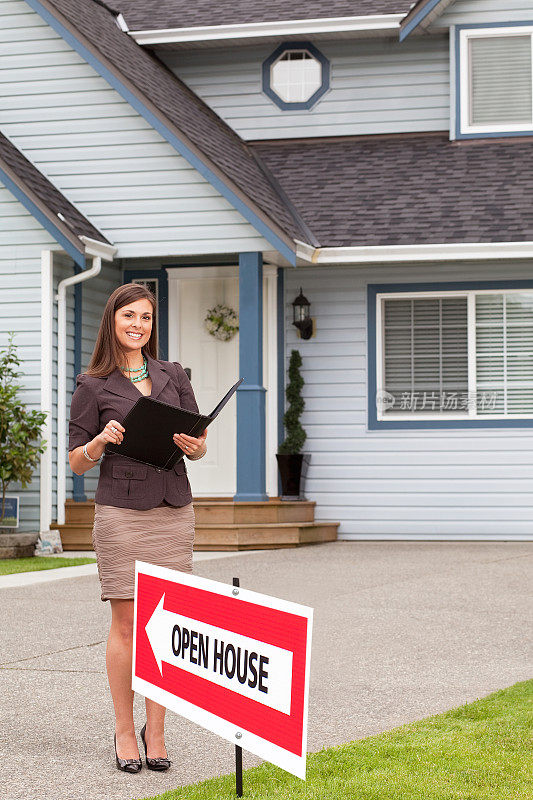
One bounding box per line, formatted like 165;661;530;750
133;562;313;778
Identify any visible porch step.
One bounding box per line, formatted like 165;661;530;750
62;500;96;524
194;499;316;524
54;498;339;551
54;520;339;551
194;522;339;550
50;523;94;551
61;498;316;525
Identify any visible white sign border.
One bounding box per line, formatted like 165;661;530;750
132;560;313;780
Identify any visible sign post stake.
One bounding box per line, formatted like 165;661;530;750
233;576;244;797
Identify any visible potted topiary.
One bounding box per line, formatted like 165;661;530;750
276;349;310;500
0;333;47;556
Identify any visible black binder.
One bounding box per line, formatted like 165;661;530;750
105;378;243;470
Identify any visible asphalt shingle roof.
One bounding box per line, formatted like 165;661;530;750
119;1;413;31
44;0;310;249
0;132;110;246
252;134;533;247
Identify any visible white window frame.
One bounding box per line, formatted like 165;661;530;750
376;288;533;422
459;25;533;135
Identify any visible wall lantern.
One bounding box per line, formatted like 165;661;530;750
292;287;313;340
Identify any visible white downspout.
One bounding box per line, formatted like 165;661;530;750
56;257;102;526
38;250;55;553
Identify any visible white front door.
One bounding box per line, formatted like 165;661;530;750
167;265;279;498
168;267;238;496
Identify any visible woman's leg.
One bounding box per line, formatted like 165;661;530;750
144;698;168;758
106;599;139;759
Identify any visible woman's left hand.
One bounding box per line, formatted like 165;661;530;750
173;429;207;458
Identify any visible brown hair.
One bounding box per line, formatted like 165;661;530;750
85;283;158;377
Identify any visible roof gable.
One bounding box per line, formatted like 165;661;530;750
25;0;313;263
0;132;112;267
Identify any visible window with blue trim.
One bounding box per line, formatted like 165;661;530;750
458;25;533;136
262;42;329;111
376;289;533;421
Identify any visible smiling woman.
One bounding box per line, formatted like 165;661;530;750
115;299;154;392
67;283;207;774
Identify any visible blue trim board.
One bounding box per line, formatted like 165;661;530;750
400;0;444;42
367;279;533;430
277;268;285;496
123;268;169;360
25;0;296;266
277;268;285;449
234;253;267;501
0;165;85;268
455;22;533;141
262;41;330;111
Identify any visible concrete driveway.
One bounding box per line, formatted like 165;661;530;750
0;542;531;800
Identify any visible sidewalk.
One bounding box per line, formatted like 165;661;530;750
0;549;258;589
0;542;531;800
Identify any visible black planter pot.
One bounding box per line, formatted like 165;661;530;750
276;453;311;500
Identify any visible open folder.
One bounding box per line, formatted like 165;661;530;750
105;378;243;470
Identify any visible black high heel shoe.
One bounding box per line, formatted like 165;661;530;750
114;734;142;773
140;723;171;771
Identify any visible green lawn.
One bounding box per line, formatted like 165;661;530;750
142;680;532;800
0;556;96;575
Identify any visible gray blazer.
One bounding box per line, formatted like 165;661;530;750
68;353;199;510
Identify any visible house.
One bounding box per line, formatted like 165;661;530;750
1;0;532;548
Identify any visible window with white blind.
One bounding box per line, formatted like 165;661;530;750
459;26;533;135
376;290;533;420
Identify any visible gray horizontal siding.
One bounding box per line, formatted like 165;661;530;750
0;0;270;257
0;184;53;532
161;36;450;140
439;0;533;26
284;260;533;541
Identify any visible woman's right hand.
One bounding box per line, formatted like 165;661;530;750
96;420;125;446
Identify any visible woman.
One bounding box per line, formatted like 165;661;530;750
68;283;207;774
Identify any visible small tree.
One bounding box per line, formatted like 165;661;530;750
278;349;307;454
0;333;47;524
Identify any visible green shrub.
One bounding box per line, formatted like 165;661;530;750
278;349;307;454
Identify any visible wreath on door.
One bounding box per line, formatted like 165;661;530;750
204;304;239;341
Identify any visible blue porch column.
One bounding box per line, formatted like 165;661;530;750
234;252;268;502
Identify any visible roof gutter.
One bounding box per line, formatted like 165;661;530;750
296;241;533;265
130;14;404;45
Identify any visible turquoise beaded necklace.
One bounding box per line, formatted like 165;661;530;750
120;356;149;383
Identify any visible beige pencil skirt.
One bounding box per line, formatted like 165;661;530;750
92;502;195;602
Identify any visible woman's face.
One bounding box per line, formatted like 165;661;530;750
114;298;153;356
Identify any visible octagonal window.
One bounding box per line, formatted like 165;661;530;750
272;50;322;103
263;42;330;110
